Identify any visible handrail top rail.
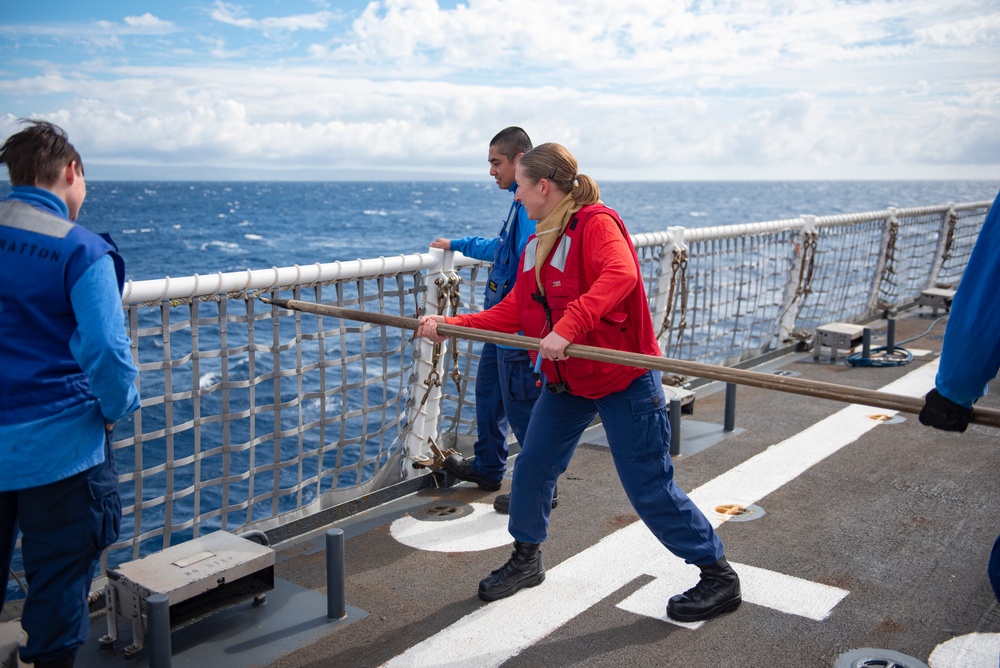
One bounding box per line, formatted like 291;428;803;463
123;200;992;305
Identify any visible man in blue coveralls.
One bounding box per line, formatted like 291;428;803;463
0;120;140;667
919;190;1000;604
430;127;550;512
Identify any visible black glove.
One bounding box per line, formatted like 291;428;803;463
918;388;972;433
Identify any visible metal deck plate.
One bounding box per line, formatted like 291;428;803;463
76;577;367;667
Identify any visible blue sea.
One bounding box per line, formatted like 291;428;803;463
2;180;994;281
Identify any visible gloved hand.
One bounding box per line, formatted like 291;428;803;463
918;388;972;433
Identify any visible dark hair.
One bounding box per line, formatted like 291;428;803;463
0;119;83;187
517;142;600;206
490;126;532;162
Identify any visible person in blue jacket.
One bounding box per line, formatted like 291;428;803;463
430;127;549;512
918;189;1000;602
0;120;140;668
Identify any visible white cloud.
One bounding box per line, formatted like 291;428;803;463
123;14;175;31
211;1;341;32
0;0;997;180
916;11;1000;47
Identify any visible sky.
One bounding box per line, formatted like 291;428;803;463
1;0;998;181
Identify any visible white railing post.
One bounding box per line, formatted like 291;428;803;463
926;204;956;289
652;227;685;353
403;249;451;475
776;216;814;343
866;208;899;314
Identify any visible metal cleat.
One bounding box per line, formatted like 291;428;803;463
411;438;458;469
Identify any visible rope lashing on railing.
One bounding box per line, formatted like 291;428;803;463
881;219;899;285
261;298;1000;430
943;208;958;262
433;274;463;389
657;246;688;342
796;230;818;298
405;273;463;432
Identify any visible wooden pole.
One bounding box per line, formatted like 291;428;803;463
262;298;1000;430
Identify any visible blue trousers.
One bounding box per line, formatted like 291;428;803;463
0;434;121;664
472;343;541;483
508;370;724;565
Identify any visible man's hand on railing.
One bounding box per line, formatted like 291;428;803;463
417;315;449;343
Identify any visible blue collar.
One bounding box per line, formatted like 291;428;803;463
508;182;518;195
3;186;70;219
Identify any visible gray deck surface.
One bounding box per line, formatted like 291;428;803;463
79;311;1000;667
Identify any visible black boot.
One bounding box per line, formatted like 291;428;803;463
478;541;545;601
443;455;502;491
666;558;741;622
493;484;559;514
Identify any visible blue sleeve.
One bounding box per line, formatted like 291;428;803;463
450;235;500;262
936;191;1000;408
513;203;537;258
69;255;141;422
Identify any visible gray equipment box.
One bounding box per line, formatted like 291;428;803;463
813;322;865;362
915;288;956;314
102;530;275;655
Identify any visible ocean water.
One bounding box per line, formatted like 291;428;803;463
2;180;994;281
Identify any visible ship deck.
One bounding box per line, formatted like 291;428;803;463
75;309;1000;668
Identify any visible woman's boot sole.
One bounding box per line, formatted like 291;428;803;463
666;596;742;622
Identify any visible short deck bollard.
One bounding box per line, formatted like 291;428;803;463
724;383;737;432
669;397;681;456
147;593;172;668
326;528;346;620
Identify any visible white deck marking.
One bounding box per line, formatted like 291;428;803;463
928;633;1000;668
380;361;939;668
617;560;848;628
390;503;511;552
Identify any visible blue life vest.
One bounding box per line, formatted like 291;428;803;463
0;200;123;424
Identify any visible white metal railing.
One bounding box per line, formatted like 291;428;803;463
4;199;992;602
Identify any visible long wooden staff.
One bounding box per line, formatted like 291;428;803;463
262;298;1000;429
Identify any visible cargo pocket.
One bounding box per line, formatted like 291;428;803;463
501;347;540;402
85;435;122;551
626;383;669;462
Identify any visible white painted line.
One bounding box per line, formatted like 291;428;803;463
380;361;939;668
688;359;938;527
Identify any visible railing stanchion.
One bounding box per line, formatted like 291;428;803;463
326;528;347;620
724;383;737;432
147;593;172;668
669;398;682;456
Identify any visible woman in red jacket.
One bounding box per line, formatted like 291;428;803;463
417;143;740;623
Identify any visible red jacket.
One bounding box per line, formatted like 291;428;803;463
447;203;660;399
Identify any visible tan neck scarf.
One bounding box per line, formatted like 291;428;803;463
533;192;582;295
